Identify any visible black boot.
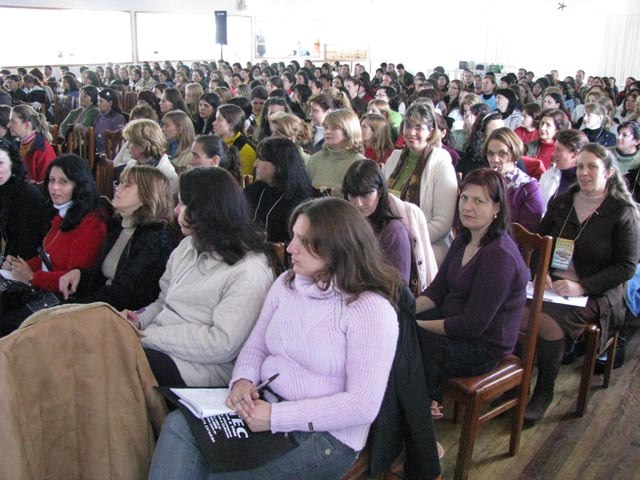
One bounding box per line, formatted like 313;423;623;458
524;338;565;423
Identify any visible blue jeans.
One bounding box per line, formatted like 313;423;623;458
149;410;358;480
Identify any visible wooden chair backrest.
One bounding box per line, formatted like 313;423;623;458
270;242;286;265
123;91;138;115
66;126;95;170
94;155;115;199
49;124;61;155
242;175;254;188
105;129;124;160
511;223;553;381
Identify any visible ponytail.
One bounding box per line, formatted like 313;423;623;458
11;105;51;143
221;145;241;183
34;112;52;143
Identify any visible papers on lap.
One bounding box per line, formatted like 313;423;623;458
158;387;298;473
526;281;588;307
0;269;15;281
171;388;233;418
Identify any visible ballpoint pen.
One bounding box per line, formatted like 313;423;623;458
251;373;279;394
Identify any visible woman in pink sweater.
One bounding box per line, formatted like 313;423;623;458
149;198;400;479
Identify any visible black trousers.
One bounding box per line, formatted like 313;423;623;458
416;308;497;403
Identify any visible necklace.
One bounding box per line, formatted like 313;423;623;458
252;187;286;241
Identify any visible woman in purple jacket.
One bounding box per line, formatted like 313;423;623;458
484;127;544;232
416;168;529;415
148;198;401;479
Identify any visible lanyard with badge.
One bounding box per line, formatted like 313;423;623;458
550;205;596;270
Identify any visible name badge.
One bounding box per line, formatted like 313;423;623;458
551;237;574;270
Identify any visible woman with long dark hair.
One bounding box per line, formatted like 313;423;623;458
0;138;45;261
244;137;313;242
189;134;241;182
149;197;402;479
0;154;107;335
214;104;256;176
194;92;220;136
119;167;275;388
343;159;412;283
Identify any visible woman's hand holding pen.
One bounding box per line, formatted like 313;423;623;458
227;379;259;418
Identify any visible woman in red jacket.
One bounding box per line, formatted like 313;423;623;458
1;154;107;335
8;104;56;184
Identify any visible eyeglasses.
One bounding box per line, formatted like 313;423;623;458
403;123;430;133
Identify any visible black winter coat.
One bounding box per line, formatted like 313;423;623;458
75;220;176;310
367;286;441;479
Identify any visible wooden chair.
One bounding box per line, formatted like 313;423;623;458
94;154;115;199
123;91;138;115
269;242;285;265
576;325;618;416
104;129;124;161
49;124;62;155
341;447;406;480
442;223;553;480
54;94;77;125
66;126;95;170
242;174;254;188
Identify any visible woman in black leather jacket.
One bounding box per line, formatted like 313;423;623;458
59;165;176;310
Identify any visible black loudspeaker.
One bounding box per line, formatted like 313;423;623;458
215;11;227;45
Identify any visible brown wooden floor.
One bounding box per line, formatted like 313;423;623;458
433;322;640;480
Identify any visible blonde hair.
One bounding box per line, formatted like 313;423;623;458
213;87;233;104
119;164;175;226
236;84;251;98
162;110;196;157
269;111;313;144
459;93;482;114
11;104;52;142
323;109;363;153
185;83;204;119
124;119;167;159
322;87;354;112
367;99;393;124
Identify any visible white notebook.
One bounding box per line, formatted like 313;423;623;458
171;388;234;419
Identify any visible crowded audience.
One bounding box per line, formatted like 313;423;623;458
1;56;639;479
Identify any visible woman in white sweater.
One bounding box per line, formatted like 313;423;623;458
383;101;458;265
121;167;275;387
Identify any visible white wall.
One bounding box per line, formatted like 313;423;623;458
2;0;639;80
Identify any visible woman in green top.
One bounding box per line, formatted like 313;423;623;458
612;120;640;202
306;109;365;194
382;101;458;265
59;85;100;139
